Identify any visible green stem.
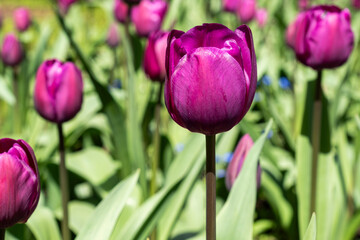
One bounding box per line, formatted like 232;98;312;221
0;228;5;240
206;135;216;240
13;67;21;134
310;70;322;216
109;48;117;86
57;123;70;240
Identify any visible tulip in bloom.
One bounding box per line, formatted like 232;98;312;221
34;59;83;123
165;23;257;135
13;8;31;32
58;0;78;14
236;0;257;23
0;138;40;228
114;0;129;23
287;5;354;70
256;8;267;28
223;0;240;12
225;134;261;190
1;34;23;67
143;31;169;81
107;23;121;48
131;0;168;37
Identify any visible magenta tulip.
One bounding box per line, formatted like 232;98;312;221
165;23;257;135
106;23;121;48
144;31;169;81
288;5;354;70
1;34;23;67
131;0;167;37
34;59;83;123
0;138;40;229
13;8;31;32
223;0;240;12
58;0;78;14
236;0;257;23
225;134;261;190
114;0;129;23
298;0;310;10
353;0;360;9
256;8;267;28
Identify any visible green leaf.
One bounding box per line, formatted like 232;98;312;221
76;170;139;240
303;213;316;240
26;207;62;240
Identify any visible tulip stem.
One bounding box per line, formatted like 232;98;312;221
57;123;70;240
310;70;322;217
12;67;21;134
206;135;216;240
0;228;5;240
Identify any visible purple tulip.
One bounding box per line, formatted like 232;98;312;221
131;0;168;37
114;0;129;23
34;59;83;123
288;5;354;70
165;23;257;135
0;138;40;229
353;0;360;9
223;0;240;12
256;8;267;28
225;134;261;190
1;34;23;67
236;0;257;23
143;31;169;81
106;23;121;48
13;8;31;32
58;0;78;14
299;0;310;10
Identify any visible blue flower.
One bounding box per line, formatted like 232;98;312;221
279;77;291;89
223;152;234;163
261;75;271;86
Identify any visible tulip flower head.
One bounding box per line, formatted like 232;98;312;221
299;0;310;10
131;0;168;37
106;23;121;48
353;0;360;9
58;0;78;14
165;23;257;135
34;59;83;123
287;5;354;70
256;8;268;28
13;8;31;32
225;134;261;190
144;31;169;81
114;0;129;23
223;0;240;12
1;34;23;67
0;138;40;228
236;0;257;23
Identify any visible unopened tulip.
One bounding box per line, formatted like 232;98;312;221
288;5;354;70
131;0;167;37
58;0;78;14
223;0;240;12
114;0;129;23
13;8;31;32
298;0;309;10
34;59;83;123
236;0;256;23
353;0;360;9
106;23;120;48
225;134;261;190
144;31;169;81
256;8;267;28
0;138;40;228
1;34;23;67
165;23;257;135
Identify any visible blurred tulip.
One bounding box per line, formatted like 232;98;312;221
223;0;240;12
144;31;169;81
285;15;299;49
13;8;31;32
58;0;78;14
34;59;83;123
0;138;40;229
1;34;23;67
236;0;257;23
298;0;310;10
106;23;121;48
288;5;354;69
256;8;267;28
165;23;257;135
353;0;360;9
114;0;129;23
131;0;168;37
225;134;261;190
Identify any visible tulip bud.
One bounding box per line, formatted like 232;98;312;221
58;0;78;15
114;0;129;23
353;0;360;9
299;0;309;11
131;0;168;37
222;0;240;12
256;8;267;28
0;138;40;229
143;31;169;81
34;59;83;123
236;0;256;23
225;134;261;190
106;23;121;48
165;23;257;135
1;34;23;67
13;8;31;32
287;5;354;70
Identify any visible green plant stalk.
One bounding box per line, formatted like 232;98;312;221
206;135;216;240
12;67;21;134
0;228;5;240
310;70;322;216
150;82;164;196
109;48;117;85
57;123;70;240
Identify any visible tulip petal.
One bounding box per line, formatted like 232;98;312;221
144;34;161;80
